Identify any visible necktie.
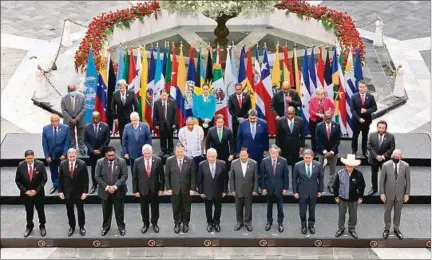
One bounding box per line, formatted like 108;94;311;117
272;160;276;175
361;95;365;106
54;128;58;144
146;160;151;177
121;94;126;105
162;101;166;121
326;124;331;139
289;120;294;132
29;165;33;182
238;95;242;107
108;161;113;185
307;164;311;179
70;163;74;178
284;94;288;113
218;128;223;142
211;164;215;179
71;97;75;111
394;164;398;180
379;134;384;147
251;123;256;139
94;124;98;137
178;160;183;171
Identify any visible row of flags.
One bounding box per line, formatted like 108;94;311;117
83;44;364;137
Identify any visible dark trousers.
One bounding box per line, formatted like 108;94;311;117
283;153;300;174
140;192;159;225
205;198;222;225
24;196;46;229
65;195;85;228
193;156;204;192
309;119;322;153
371;162;384;190
198;118;214;136
338;200;358;231
232;120;240;144
159;122;174;153
129;158;137;176
235;196;253;225
171;192;191;224
352;122;370;154
101;195;125;230
266;193;284;224
48;158;61;189
118;118;130;144
299;197;317;227
89;153;103;186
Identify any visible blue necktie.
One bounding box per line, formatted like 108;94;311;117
54;128;58;145
289;121;294;132
251;123;256;139
211;164;215;179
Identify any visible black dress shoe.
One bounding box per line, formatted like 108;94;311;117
383;229;390;239
368;189;377;196
327;185;334;194
49;187;57;194
90;185;97;194
301;226;307;234
309;226;315;234
349;230;358;239
278;224;284;233
40;226;46;237
245;225;253;232
68;227;75;237
234;223;243;231
174;224;180;234
159;151;166;157
141;225;149;234
335;229;344;237
394;229;403;239
24;228;33;237
207;224;213;232
265;223;272;231
101;229;109;236
214;224;221;233
152;224;159;233
183;223;189;233
119;229;126;236
80;227;86;236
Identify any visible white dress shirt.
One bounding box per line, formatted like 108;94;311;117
240;160;248;177
323;123;334;155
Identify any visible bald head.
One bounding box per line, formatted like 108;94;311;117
286;106;296;119
67;84;76;92
324;111;333;123
282;81;291;94
92;111;101;124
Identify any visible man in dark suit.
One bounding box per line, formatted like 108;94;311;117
261;144;289;233
58;148;89;237
132;144;165;234
205;114;235;165
276;106;305;173
315;111;342;194
84;111;110;194
229;148;259;232
153;89;177;156
350;81;378;157
42;114;71;194
197;148;228;233
15;150;47;237
228;83;252;143
292;149;324;235
111;79;139;141
367;120;395;195
165;143;196;234
95;146;128;236
122;112;152;173
270;81;302;120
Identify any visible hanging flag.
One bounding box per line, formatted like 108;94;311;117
145;49;155;128
227;46;238;128
254;46;265;119
224;46;237;128
300;47;311;135
164;47;172;92
308;48;317;98
107;57;117;133
324;48;334;100
332;47;347;135
281;45;292;87
162;46;167;78
94;73;108;123
153;48;165;106
260;48;276;135
186;46;196;118
115;47;124;90
83;49;98;124
271;45;281;88
317;46;325;90
128;48;136;89
195;47;205;88
245;47;256;109
139;47;148;122
175;45;187;127
292;45;301;95
354;47;363;88
205;48;213;86
213;60;228;126
344;48;356;137
170;44;183;128
122;50;129;85
133;48;141;100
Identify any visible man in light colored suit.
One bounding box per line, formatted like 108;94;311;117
292;149;323;235
379;149;410;240
61;84;86;155
229;147;258;232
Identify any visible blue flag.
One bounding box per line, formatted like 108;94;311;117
115;47;124;90
354;47;363;90
83;49;99;124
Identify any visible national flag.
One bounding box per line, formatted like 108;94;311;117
317;47;325;90
344;48;356;137
170;45;184;128
139;47;148;123
292;45;301;95
281;45;294;87
122;50;129;85
254;47;265;119
337;47;348;136
127;48;136;88
205;48;213;85
195;48;205;88
186;46;196;118
83;49;98;124
332;47;347;135
245;47;256;108
324;48;334;100
132;48;141;96
228;46;238;128
214;47;222;65
162;47;167;78
164;47;172;92
213;61;228;126
354;47;363;88
94;73;108;123
308;48;317;97
224;46;237;128
271;45;281;88
257;47;276;135
153;48;165;112
115;47;124;90
300;47;311;135
174;45;187;128
144;49;155;128
107;57;116;133
238;46;246;86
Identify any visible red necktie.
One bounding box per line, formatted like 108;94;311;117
272;160;276;175
178;160;183;171
238;95;242;108
146;160;151;177
326;124;331;139
70;163;74;178
361;95;365;107
29;165;33;182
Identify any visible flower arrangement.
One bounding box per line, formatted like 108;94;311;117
74;1;160;72
275;0;365;63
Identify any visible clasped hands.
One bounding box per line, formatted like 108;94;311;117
262;189;287;196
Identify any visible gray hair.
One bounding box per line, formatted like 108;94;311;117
248;109;258;117
269;144;280;152
185;116;195;123
303;149;314;156
142;144;152;153
117;79;127;86
392;149;402;156
316;87;325;95
130;112;140;120
207;148;217;156
67;148;77;155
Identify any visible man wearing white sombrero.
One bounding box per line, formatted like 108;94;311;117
333;154;366;239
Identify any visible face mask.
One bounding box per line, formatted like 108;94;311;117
70;91;77;97
392;158;400;164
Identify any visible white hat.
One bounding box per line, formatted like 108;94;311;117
341;154;361;167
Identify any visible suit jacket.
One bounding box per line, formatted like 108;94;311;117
110;90;139;121
276;116;305;156
84;122;110;156
95;157;128;200
153;98;177;126
379;160;411;201
165;156;196;195
315;121;342;155
367;132;396;165
270;90;302;117
227;92;252;122
260;156;289;195
292;160;324;199
15;160;47;198
58;159;89;199
236;118;269;161
229;159;258;198
61;93;86;127
42;124;71;159
122;122;152;159
197;160;228;200
132;156;165;195
205;126;234;161
308;97;335;122
350;92;377;125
